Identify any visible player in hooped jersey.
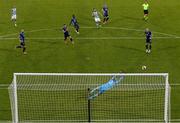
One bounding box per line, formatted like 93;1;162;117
69;15;80;34
145;28;152;53
16;29;26;54
92;8;101;28
102;4;109;24
11;7;17;27
62;24;74;45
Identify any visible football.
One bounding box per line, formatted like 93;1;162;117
142;65;147;70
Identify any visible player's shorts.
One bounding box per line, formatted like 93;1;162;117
144;10;148;14
20;42;25;47
99;87;105;94
64;32;70;40
146;39;151;44
74;24;79;29
94;17;101;23
11;15;17;20
104;13;109;18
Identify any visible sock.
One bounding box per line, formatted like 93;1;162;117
96;23;99;27
64;39;68;45
70;38;73;42
149;45;152;50
76;28;79;32
14;21;17;26
23;47;26;52
103;18;106;23
106;17;109;21
146;44;148;50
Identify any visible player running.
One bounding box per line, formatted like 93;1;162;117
145;28;152;53
102;4;109;24
92;8;101;28
11;7;17;26
142;0;149;21
88;75;124;100
69;15;80;34
16;29;26;54
62;24;74;45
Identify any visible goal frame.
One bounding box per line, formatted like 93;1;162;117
11;73;171;123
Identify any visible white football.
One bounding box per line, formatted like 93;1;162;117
142;65;147;70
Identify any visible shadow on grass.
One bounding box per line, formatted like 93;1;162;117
156;46;179;52
120;15;142;21
113;45;144;53
0;48;15;53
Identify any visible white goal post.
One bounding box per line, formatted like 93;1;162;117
8;73;171;123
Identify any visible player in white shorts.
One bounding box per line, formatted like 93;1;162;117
92;8;101;28
11;7;17;27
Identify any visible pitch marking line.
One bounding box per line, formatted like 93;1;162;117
1;83;180;87
81;27;180;37
0;27;179;38
0;37;180;40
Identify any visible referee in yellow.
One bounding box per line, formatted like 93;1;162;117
142;0;149;21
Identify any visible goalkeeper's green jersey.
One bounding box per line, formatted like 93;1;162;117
142;3;149;10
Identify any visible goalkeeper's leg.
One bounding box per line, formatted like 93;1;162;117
88;87;100;100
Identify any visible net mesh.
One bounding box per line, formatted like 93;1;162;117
8;73;169;122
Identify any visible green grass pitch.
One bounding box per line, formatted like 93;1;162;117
0;0;180;122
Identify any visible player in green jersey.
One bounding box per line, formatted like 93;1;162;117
142;0;149;21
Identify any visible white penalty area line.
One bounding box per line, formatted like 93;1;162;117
0;36;180;40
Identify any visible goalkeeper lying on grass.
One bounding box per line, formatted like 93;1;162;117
88;75;124;100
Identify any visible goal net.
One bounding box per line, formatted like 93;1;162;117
8;73;171;123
